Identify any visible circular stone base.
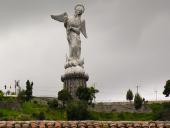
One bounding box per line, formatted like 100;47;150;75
61;68;89;99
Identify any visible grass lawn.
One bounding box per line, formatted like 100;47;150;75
0;99;67;120
89;111;154;121
0;97;167;121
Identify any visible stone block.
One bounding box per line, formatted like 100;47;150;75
149;122;156;128
134;123;141;128
63;122;70;128
47;122;55;128
70;122;77;128
31;121;38;128
39;121;46;128
55;122;62;128
15;123;21;128
126;123;134;128
78;122;86;128
109;122;117;128
22;123;30;128
86;122;94;128
0;121;6;128
6;121;14;128
117;123;125;128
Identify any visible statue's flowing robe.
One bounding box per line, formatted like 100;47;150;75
51;13;87;60
66;16;81;59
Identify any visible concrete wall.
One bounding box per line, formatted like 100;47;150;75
90;102;152;113
0;121;170;128
0;101;20;110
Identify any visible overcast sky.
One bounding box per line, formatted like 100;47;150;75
0;0;170;101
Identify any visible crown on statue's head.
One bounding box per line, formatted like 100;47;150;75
74;4;85;13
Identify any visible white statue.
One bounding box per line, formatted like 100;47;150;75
51;4;87;64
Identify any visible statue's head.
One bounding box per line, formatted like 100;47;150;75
74;4;85;16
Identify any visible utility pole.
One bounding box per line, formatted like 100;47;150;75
93;83;96;103
15;80;17;95
155;90;157;101
4;85;7;96
136;85;140;94
14;80;20;95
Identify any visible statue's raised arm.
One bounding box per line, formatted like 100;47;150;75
51;12;68;22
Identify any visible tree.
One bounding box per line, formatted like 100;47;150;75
66;101;89;120
126;89;133;102
89;86;99;104
25;80;33;101
76;86;99;105
76;86;89;101
134;93;143;110
0;90;4;100
58;89;72;107
163;80;170;97
17;90;26;103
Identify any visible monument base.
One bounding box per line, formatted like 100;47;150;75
61;60;89;99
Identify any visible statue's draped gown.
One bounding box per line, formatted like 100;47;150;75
66;16;81;60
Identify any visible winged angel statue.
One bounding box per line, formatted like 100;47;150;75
51;4;87;62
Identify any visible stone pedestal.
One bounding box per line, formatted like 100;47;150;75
61;59;89;99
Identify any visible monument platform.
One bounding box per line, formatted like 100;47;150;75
61;59;89;99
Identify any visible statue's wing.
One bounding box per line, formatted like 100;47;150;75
51;12;68;22
80;20;87;38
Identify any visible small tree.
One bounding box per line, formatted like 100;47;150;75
76;86;99;105
126;89;133;102
163;80;170;97
25;80;33;101
0;90;4;101
66;101;89;120
58;89;72;107
134;93;143;110
17;90;26;103
76;86;90;101
89;86;99;104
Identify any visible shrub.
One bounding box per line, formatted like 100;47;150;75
0;90;4;101
126;89;133;102
32;112;46;120
0;112;3;117
17;90;26;103
76;86;99;105
66;101;89;120
154;102;170;120
33;100;38;104
16;114;31;121
32;112;37;118
58;89;72;107
48;99;58;109
134;93;143;110
37;112;45;120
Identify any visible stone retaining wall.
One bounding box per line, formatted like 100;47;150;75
90;102;152;113
0;101;20;110
0;121;170;128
